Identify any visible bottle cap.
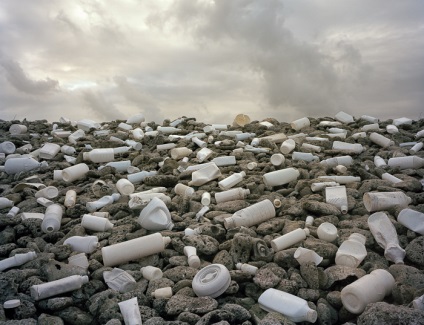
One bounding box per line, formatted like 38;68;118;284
3;299;21;309
192;264;231;298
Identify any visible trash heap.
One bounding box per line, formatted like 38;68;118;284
0;112;424;325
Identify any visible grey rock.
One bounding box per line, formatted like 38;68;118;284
297;288;320;301
300;262;320;289
177;311;201;325
357;302;424;325
55;306;94;325
258;311;296;325
405;236;424;266
303;200;342;216
37;297;74;312
183;235;219;256
304;237;338;260
163;266;197;282
212;250;234;270
165;295;218;315
229;234;252;264
323;265;366;289
38;313;65;325
317;298;339;325
273;248;299;268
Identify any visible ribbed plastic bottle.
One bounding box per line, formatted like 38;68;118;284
224;199;275;229
258;288;317;323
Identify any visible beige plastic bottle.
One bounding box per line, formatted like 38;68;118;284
335;233;367;268
224;199;275;229
271;228;310;252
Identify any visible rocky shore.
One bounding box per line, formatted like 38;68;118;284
0;113;424;325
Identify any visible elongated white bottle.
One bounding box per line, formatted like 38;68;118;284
83;148;115;163
271;228;310;252
218;171;246;190
81;214;114;232
0;252;37;272
64;190;77;208
31;275;89;301
215;188;250;204
335;233;367;268
224;199;275;229
397;208;424;235
259;288;317;323
41;204;63;233
64;236;99;254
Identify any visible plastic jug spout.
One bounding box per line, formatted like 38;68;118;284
385;244;406;264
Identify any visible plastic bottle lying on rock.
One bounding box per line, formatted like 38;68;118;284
138;197;174;231
118;297;142;325
0;197;14;209
4;157;44;174
224;199;275;229
218;171;246;190
293;247;323;266
335;233;367;268
188;163;221;186
263;168;300;187
271;228;310;252
64;236;99;254
41;204;63;233
0;251;37;272
258;288;317;323
363;191;411;212
86;193;121;212
387;156;424;169
397;208;424;235
30;275;89;301
325;185;348;214
184;246;201;268
341;269;395;314
81;214;114;232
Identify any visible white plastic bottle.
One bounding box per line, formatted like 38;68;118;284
0;197;14;209
363;191;412;212
236;263;258;275
64;190;77;208
83;148;115;163
6;206;20;218
188;164;222;186
280;139;296;154
369;132;394;148
292;152;319;162
270;154;285;166
0;251;37;272
41;204;63;233
64;236;99;254
223;199;275;229
332;141;364;154
86;193;121;212
0;141;16;154
152;287;173;299
201;192;211;206
317;222;338;242
341;269;395;314
184;246;201;268
335;233;367;268
138;197;174;231
62;163;90;182
294;247;323;266
218;171;246;190
141;266;163;281
263;168;300;187
258;288;317;323
39;143;61;159
211;156;236;167
35;186;59;199
397;208;424;235
102;233;171;267
174;183;195;197
388;156;424;169
215;188;250;204
368;212;405;264
325;185;348;214
81;214;114;232
291;117;310;131
271;228;310;252
320;155;353;168
30;275;89;301
116;179;135;196
4;157;43;174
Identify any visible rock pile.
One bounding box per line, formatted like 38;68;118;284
0;112;424;325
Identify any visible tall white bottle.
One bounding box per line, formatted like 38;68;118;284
215;188;250;204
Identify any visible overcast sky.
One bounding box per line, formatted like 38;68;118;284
0;0;423;124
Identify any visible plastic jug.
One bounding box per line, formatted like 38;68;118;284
138;197;173;231
64;235;99;254
397;208;424;235
335;233;367;268
224;199;275;229
188;163;221;186
363;191;411;212
258;288;317;323
30;275;89;301
325;185;348;214
341;269;395;314
271;228;310;252
368;212;405;264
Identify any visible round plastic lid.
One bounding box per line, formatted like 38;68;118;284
192;264;231;298
3;299;21;309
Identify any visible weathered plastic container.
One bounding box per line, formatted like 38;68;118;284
341;269;395;314
41;204;63;233
68;253;89;271
192;136;207;148
236;263;258;275
81;214;114;232
39;143;61;159
290;117;310;131
0;197;14;209
259;288;317;323
412;295;424;310
0;141;16;154
188;164;221;186
247;162;257;170
263;168;300;187
271;228;310;252
174;183;195;197
368;212;405;264
62;163;89;182
224;199;275;229
116;179;135;196
215;187;250;203
386;124;399;134
369;132;394;148
197;147;213;162
0;251;37;272
201;192;211;206
83;148;115;163
280;139;296;154
294;247;323;266
335;233;367;268
409;142;423;154
363;191;411;212
64;235;99;254
332;141;363;154
68;129;85;144
192;264;231;298
393;117;413;126
127;170;157;184
4;157;43;174
374;155;387;168
361;115;379;123
184;246;201;268
211;156;236;166
35;186;59;199
361;123;380;132
141;266;163;281
301;143;321;152
6;206;19;218
381;172;402;184
325;185;348;214
270;153;285;166
305;216;314;227
388;156;424;169
118;297;142;325
233;114;250;127
9;124;28;135
138;197;174;231
218;171;246;190
292;151;319;162
31;275;89;301
102;233;171;267
397;208;424;235
152;287;173;299
170;147;192;160
310;181;339;192
86;193;121;212
126;113;145;124
317;222;338;242
104;268;136;293
318;175;361;184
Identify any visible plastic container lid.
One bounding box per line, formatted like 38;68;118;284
192;264;231;298
3;299;21;309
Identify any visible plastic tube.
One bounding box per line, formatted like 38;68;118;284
30;275;89;301
41;204;63;233
118;297;142;325
369;132;394;148
64;190;77;208
397;208;424;235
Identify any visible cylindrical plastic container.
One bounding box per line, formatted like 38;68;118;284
320;155;353;168
236;263;258;275
68;253;89;271
335;233;367;268
127;170;157;184
374;155;387;168
258;288;318;323
152;287;173;299
294;247;323;266
201;192;211;206
325;185;348;214
335;111;354;124
305;216;314;227
215;187;250;203
341;269;395;314
301;143;321;152
126;113;145;124
174;183;195;197
192;264;231;298
170;147;192;160
0;141;16;154
335;165;347;173
64;190;77;208
119;297;142;325
41;204;63;233
138;197;174;231
247;162;257;170
317;222;338;242
292;152;319;162
271;228;310;252
141;266;163;281
9;124;27;135
35;186;59;199
397;208;424;235
361;115;379;123
388;156;424;169
30;275;89;301
263;168;300;187
369;132;394;148
291;117;310;131
62;163;89;182
83;148;114;163
81;214;114;232
224;199;275;229
368;212;406;264
363;191;412;212
102;233;171;267
116;179;135;196
184;246;201;268
39;143;61;159
270;153;285;166
218;171;246;190
0;251;37;272
381;173;402;184
188;164;221;186
64;235;99;254
280;139;296;154
6;206;20;218
361;123;380;132
61;145;76;155
53;170;63;181
211;156;236;167
318;176;361;184
0;198;14;209
332;141;363;154
4;157;42;174
410;142;423;154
